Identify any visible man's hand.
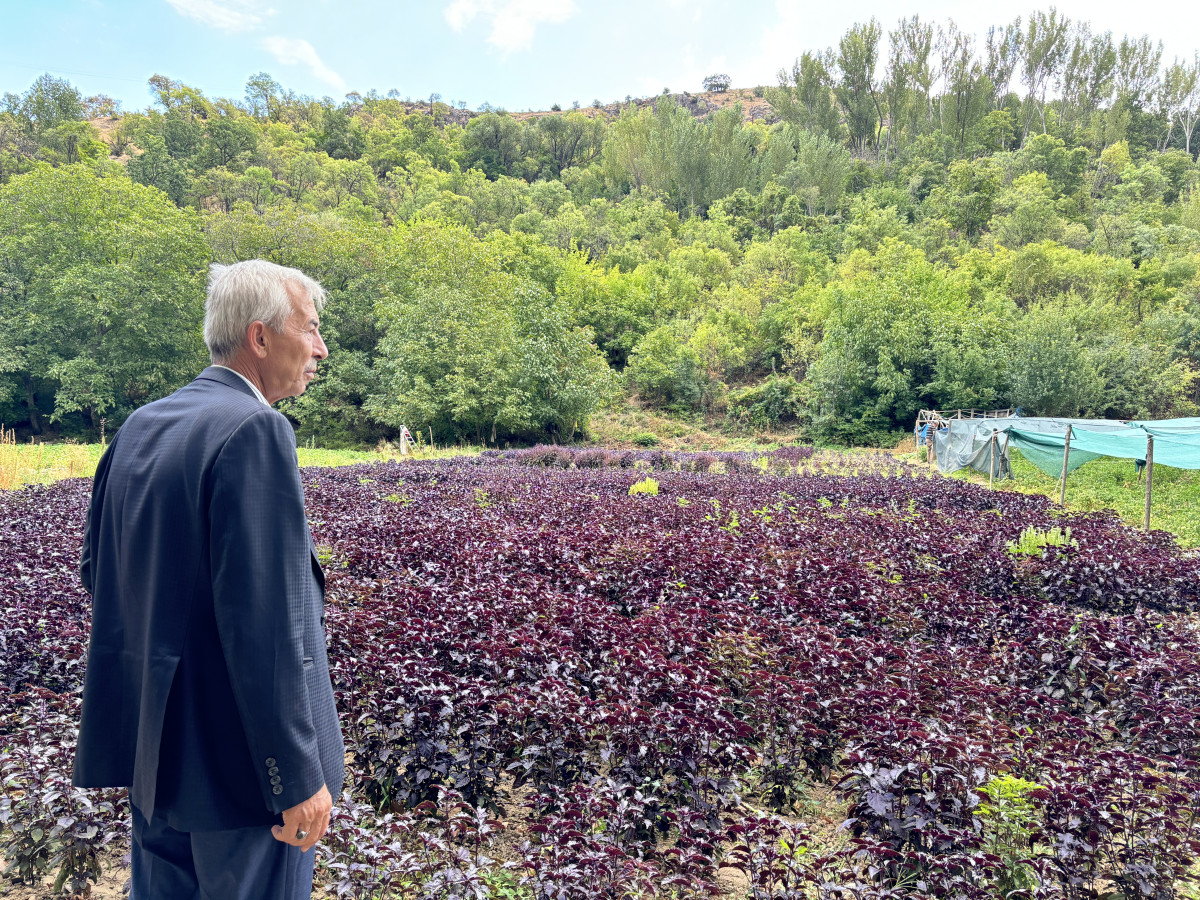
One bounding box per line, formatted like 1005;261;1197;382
272;785;332;853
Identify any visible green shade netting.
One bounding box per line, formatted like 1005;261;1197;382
1009;426;1200;476
1007;429;1102;477
1130;417;1200;436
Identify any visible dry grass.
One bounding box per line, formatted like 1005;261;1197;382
586;403;808;452
0;437;482;492
0;429;102;490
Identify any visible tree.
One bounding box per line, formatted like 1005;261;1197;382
1159;54;1200;153
798;242;990;441
1055;24;1115;139
535;111;605;176
883;16;935;158
5;74;85;138
835;20;885;156
1004;305;1096;416
766;51;843;143
461;112;528;178
780;128;850;215
929;157;1001;240
602;103;666;193
1115;34;1163;109
127;134;192;205
244;72;282;121
1020;9;1071;140
983;20;1024;109
367;224;612;442
0;165;208;433
938;21;990;153
702;74;732;93
203;112;259;167
625;321;701;409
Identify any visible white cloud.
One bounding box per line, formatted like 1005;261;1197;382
165;0;267;32
260;36;346;90
443;0;578;55
758;0;805;79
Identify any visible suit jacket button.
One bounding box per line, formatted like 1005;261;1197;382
268;766;280;776
265;757;277;767
272;785;283;795
270;775;282;785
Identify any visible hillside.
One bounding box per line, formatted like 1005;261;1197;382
3;9;1200;453
510;87;776;123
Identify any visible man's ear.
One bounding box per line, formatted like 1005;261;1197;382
247;321;269;358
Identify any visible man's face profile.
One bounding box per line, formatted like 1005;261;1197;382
258;281;328;403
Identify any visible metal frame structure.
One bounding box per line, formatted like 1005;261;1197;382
914;408;1014;462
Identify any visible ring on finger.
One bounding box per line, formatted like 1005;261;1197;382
295;829;309;840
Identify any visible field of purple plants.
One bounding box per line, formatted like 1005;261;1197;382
2;447;1199;899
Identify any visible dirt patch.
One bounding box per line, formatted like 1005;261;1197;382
0;849;127;900
511;88;775;124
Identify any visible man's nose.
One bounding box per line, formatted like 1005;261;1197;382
313;331;329;360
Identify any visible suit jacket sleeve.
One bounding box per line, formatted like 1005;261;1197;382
80;432;120;596
208;409;324;814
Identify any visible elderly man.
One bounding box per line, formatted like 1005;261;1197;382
73;260;344;900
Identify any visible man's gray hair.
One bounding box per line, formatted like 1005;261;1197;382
204;260;327;362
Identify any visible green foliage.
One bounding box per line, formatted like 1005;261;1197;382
1005;525;1075;557
628;476;659;496
727;375;804;429
798;242;997;440
0;164;208;433
978;774;1045;898
2;41;1200;447
624;322;702;411
367;224;613;444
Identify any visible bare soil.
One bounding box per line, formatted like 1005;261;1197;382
0;850;127;900
512;88;776;124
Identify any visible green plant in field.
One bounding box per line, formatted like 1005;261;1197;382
485;867;532;899
632;431;660;447
1178;862;1200;900
1005;525;1075;557
474;487;493;508
629;477;659;496
978;774;1044;897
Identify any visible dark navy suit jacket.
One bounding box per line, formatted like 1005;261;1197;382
72;367;343;832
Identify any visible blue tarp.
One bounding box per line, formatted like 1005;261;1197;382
928;414;1200;477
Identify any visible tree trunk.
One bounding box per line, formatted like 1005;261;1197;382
24;375;42;435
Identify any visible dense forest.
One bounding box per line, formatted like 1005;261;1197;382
3;10;1200;446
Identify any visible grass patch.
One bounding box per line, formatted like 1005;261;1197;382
587;403;807;453
0;439;482;490
0;431;104;489
943;447;1200;549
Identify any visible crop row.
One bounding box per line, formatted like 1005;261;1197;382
2;450;1199;898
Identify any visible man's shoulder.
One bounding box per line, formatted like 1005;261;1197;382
120;371;287;443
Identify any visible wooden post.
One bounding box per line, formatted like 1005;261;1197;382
1058;428;1072;506
988;432;997;488
1144;435;1154;531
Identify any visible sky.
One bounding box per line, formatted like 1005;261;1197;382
3;0;1200;114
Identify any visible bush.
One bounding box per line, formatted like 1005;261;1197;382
727;376;804;429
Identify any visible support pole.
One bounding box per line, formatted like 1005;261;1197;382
1058;428;1072;506
988;432;998;489
1144;435;1154;531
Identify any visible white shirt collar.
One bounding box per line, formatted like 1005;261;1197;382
212;365;270;406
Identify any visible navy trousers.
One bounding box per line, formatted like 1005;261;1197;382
131;805;315;900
